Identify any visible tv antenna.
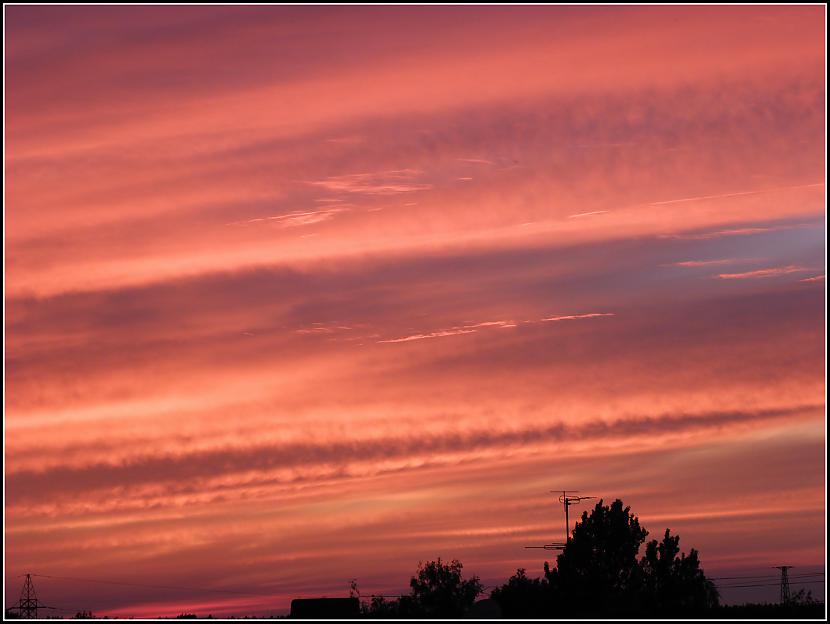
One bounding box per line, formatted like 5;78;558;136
525;489;595;552
555;490;595;544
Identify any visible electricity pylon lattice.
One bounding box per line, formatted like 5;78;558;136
10;574;55;619
773;566;793;605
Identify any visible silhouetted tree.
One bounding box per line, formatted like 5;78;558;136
490;568;553;618
409;558;483;617
639;528;719;614
73;611;95;619
362;595;401;619
491;498;720;617
363;558;483;618
547;498;648;615
790;588;817;605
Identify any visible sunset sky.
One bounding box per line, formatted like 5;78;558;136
4;5;826;617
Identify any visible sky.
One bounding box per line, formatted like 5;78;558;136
4;5;826;617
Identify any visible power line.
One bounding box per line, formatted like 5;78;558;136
712;576;825;585
716;576;825;584
710;572;824;580
715;580;825;590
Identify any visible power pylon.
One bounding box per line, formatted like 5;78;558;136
10;573;55;619
773;566;793;605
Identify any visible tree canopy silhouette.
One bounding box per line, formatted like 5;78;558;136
363;558;483;618
549;497;648;613
489;567;551;618
492;498;719;617
73;611;96;619
640;527;719;614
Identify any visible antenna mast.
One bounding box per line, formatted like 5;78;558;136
555;490;595;544
525;489;595;552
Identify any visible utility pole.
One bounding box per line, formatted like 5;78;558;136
773;566;793;605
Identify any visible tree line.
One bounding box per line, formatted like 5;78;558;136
356;499;819;619
6;499;822;619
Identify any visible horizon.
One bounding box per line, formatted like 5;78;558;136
4;4;826;619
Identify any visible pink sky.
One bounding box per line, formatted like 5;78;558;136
5;5;826;617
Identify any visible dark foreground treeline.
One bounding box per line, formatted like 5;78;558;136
708;602;824;619
354;499;821;619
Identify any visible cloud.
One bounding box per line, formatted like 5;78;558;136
669;259;747;267
567;210;609;219
716;265;811;280
659;223;816;241
800;275;825;283
226;207;349;228
377;328;477;343
648;182;823;206
6;75;824;298
6;404;820;503
306;169;432;195
464;321;516;329
376;314;611;344
538;312;615;323
456;158;494;165
324;135;364;145
377;320;518;344
295;323;356;335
